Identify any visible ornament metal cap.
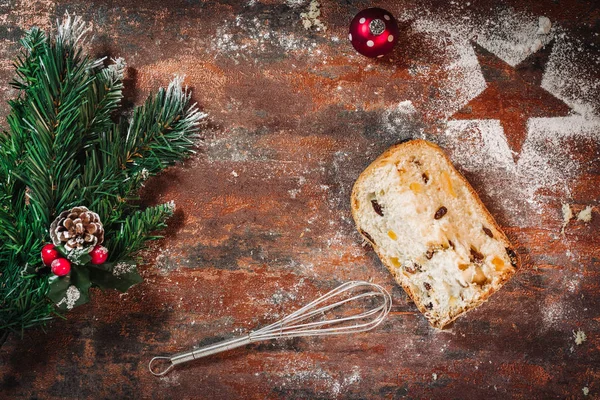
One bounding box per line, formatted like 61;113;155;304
369;19;386;35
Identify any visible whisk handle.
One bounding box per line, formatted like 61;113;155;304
175;336;252;364
149;336;251;376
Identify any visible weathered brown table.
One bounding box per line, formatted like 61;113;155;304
1;1;599;399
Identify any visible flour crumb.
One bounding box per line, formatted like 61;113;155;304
432;373;438;381
577;206;593;222
561;203;573;233
573;329;587;345
530;38;543;53
537;16;552;35
300;0;326;31
583;387;589;396
231;170;238;177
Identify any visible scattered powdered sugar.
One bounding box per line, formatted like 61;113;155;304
210;13;318;61
331;366;361;397
565;272;583;293
437;118;578;225
542;37;600;119
270;288;297;304
276;360;361;398
381;100;425;141
407;18;486;119
404;6;554;68
393;100;418;116
473;8;553;67
442;120;513;169
112;262;136;276
288;188;301;199
541;301;564;331
393;6;600;225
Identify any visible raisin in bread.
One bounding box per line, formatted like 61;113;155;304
351;139;519;328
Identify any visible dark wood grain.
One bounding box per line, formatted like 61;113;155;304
0;1;599;399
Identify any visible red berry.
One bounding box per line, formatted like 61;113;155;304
90;245;109;265
51;258;71;276
41;243;59;266
349;8;399;58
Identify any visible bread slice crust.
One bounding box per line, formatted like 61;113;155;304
351;139;520;328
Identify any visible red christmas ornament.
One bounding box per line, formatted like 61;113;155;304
348;8;399;58
90;245;109;265
51;258;71;276
41;243;59;266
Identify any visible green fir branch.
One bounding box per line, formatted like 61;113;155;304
0;13;204;335
124;76;204;175
10;27;48;91
79;57;125;143
105;202;176;262
15;19;98;226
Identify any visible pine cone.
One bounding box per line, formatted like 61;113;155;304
49;206;104;252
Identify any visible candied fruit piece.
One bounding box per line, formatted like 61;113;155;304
441;171;456;197
410;182;422;193
492;256;505;271
472;266;487;285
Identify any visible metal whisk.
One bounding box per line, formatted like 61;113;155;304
149;281;392;376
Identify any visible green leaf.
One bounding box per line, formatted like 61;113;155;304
73;252;92;266
55;244;92;265
71;265;92;297
47;274;71;304
47;265;91;311
88;262;142;293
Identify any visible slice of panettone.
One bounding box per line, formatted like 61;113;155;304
351;139;519;328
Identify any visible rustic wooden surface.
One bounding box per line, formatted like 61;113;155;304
1;1;599;399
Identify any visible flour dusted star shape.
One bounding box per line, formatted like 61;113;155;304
452;40;572;159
